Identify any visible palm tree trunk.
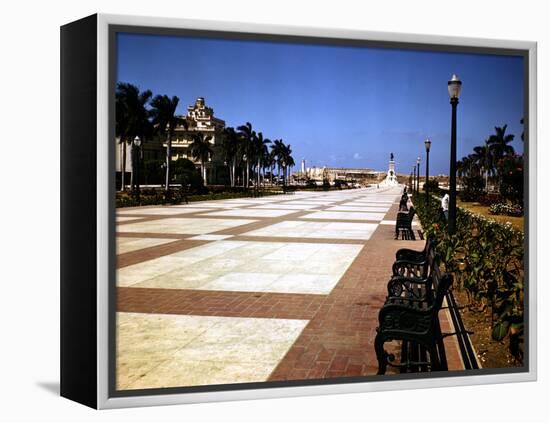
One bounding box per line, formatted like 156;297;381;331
121;141;126;191
257;159;261;188
130;143;134;191
246;161;249;188
165;134;171;192
202;162;207;185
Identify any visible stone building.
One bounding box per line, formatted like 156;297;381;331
298;166;383;186
167;97;226;185
115;97;228;186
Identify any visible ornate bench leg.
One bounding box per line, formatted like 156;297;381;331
375;333;389;375
428;345;442;371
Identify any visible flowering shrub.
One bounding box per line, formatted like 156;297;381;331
414;192;524;363
489;202;523;217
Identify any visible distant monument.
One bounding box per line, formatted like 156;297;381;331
381;152;398;186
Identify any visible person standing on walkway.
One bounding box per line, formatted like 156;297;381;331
441;193;449;222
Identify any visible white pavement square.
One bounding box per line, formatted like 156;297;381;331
327;205;390;212
250;204;318;210
301;211;386;221
117;312;308;389
200;208;297;218
242;220;379;240
117;217;257;235
120;207;210;215
117;240;363;294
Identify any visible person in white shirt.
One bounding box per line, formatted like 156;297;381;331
441;193;449;221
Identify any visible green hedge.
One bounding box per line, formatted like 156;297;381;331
116;188;285;208
413;192;525;363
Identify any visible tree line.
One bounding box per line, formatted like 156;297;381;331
115;82;295;192
456;123;524;203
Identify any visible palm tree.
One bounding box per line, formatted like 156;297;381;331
472;141;494;192
281;143;295;185
265;151;276;185
457;155;476;179
115;83;152;191
456;158;466;179
271;140;294;186
150;95;182;191
220;127;240;187
237;122;255;188
270;139;286;184
253;132;271;188
188;132;213;185
488;124;515;189
488;125;515;163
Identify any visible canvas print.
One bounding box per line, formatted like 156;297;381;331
113;30;526;393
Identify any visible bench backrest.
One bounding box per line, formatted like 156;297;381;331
423;236;434;255
422;246;437;279
396;212;410;226
431;266;453;312
408;206;416;222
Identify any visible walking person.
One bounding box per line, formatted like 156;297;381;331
441;193;449;222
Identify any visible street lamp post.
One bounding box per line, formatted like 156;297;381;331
448;74;462;235
281;160;286;193
242;154;247;188
412;165;417;195
133;136;142;201
424;138;432;206
416;157;421;195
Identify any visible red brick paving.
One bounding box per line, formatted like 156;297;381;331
117;239;210;268
267;201;464;381
117;287;324;320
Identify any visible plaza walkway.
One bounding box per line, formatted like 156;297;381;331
116;186;463;390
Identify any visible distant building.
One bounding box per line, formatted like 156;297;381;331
298;166;383;185
116;97;229;186
168;97;226;184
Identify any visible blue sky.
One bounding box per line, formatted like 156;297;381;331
117;33;524;175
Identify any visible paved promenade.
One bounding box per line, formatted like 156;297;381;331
116;186;463;390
